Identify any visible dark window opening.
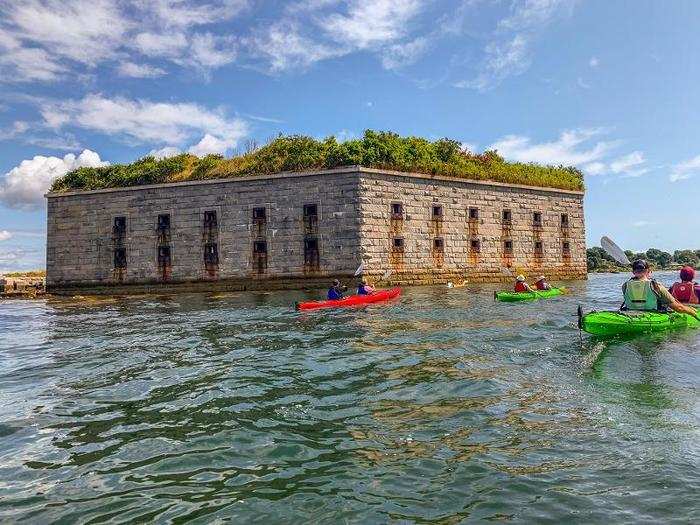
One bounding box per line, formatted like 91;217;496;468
470;239;481;252
157;245;171;266
203;210;217;228
252;207;266;221
157;214;170;231
303;204;318;232
562;241;571;255
469;207;479;220
504;240;513;254
433;238;444;252
114;247;127;269
391;202;403;219
561;213;569;227
533;211;542;226
113;216;126;236
432;205;443;218
502;209;512;224
204;243;219;265
304;237;320;267
534;241;543;255
392;237;405;252
253;240;267;254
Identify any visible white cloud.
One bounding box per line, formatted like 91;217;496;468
489;128;616;166
582;161;606;176
184;33;237;69
0;150;108;210
460;0;576;91
321;0;423;49
133;32;188;57
117;61;166;78
41;93;249;148
609;151;648;177
381;37;428;70
461;142;479;153
145;0;250;29
0;121;29;140
589;56;599;67
0;230;12;242
187;134;233;156
150;146;183;159
0;33;65;81
670;155;700;182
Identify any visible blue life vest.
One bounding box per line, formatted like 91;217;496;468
328;288;343;300
357;285;369;295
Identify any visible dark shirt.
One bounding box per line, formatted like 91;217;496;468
328;287;343;300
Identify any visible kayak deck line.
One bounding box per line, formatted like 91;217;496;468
494;288;565;302
578;307;700;336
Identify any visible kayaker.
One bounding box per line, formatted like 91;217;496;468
534;275;552;291
357;279;375;295
622;259;699;318
668;266;700;304
514;275;533;293
327;279;346;300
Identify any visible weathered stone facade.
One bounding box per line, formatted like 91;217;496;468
46;166;586;294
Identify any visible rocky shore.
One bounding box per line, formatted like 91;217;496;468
0;271;47;298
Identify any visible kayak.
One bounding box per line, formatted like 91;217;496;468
578;308;700;336
494;288;564;302
296;288;401;311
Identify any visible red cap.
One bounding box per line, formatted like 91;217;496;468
680;266;695;282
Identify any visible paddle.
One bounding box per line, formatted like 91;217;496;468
354;263;364;277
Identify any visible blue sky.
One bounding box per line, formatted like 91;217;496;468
1;0;699;271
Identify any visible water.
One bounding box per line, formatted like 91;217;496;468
0;272;698;523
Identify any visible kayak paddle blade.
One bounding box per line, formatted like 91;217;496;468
354;263;364;277
601;236;630;266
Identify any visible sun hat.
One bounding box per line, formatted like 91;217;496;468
516;275;525;282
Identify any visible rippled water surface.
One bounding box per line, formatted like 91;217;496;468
1;272;699;523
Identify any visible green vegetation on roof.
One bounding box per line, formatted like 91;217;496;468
50;130;585;193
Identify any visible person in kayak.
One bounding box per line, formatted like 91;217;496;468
327;279;347;300
534;275;552;291
357;279;375;295
622;259;699;318
668;266;700;304
514;275;533;293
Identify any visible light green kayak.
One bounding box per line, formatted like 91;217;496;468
494;288;564;302
578;308;700;336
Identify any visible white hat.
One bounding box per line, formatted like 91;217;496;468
536;275;545;281
516;275;525;282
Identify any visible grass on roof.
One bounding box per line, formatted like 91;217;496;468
50;130;585;193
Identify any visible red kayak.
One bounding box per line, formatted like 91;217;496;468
296;288;401;311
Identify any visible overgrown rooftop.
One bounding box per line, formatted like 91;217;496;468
50;130;585;193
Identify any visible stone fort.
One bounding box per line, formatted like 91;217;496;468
45;166;586;294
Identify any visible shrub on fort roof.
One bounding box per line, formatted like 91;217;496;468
50;130;585;192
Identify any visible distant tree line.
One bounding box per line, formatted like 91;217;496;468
587;247;700;272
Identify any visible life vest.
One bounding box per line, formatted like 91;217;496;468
671;282;699;304
535;281;549;291
515;281;528;292
623;279;659;311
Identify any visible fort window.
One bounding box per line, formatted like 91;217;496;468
253;240;267;254
533;211;543;227
562;241;571;255
204;243;219;265
304;237;320;268
534;241;543;255
157;214;170;231
392;237;405;253
433;238;444;252
470;239;481;253
391;202;403;219
468;207;479;220
561;213;569;227
113;216;126;236
504;240;513;254
253;241;267;273
157;245;171;266
432;205;443;218
303;204;318;233
502;209;512;224
252;207;266;222
114;247;127;269
203;210;217;228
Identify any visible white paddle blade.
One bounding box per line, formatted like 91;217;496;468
601;236;630;265
354;263;364;277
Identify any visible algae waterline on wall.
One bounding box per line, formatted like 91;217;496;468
49;130;585;193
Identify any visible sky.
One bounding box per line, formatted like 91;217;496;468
1;0;699;271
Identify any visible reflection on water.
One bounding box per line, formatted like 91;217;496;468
0;273;698;523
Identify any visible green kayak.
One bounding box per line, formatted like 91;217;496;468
578;308;700;336
494;288;564;302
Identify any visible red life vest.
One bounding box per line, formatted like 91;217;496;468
535;281;549;290
515;281;528;292
671;282;699;304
